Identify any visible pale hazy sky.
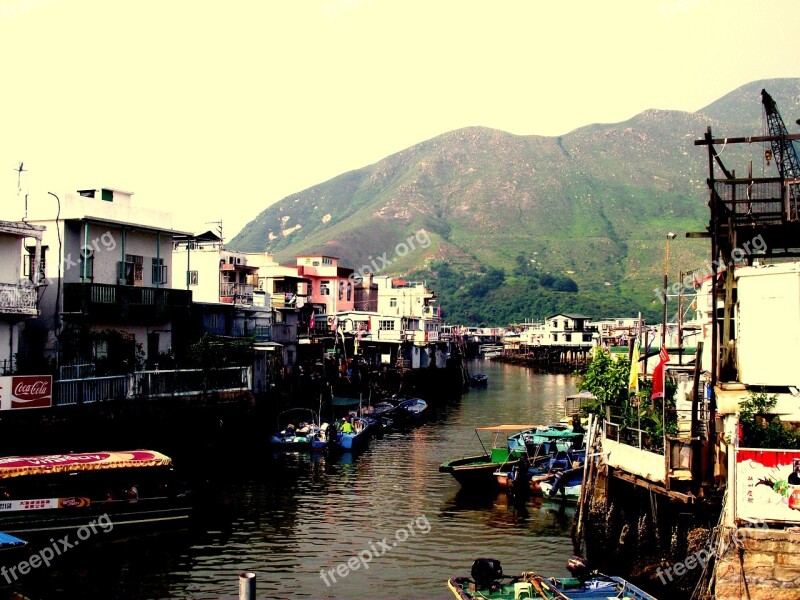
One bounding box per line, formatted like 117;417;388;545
2;0;798;240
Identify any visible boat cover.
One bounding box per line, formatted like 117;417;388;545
0;531;26;549
0;451;172;479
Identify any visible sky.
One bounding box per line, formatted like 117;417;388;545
2;0;799;241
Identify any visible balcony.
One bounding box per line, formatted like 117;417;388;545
220;282;254;306
62;283;192;322
0;282;38;316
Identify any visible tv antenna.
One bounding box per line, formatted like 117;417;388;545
206;220;223;248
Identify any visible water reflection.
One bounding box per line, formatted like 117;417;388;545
8;360;579;599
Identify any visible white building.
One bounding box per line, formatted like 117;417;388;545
24;188;192;366
0;220;45;373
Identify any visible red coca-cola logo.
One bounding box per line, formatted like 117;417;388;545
9;376;52;409
13;379;50;400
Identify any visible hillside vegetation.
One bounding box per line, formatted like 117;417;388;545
230;79;800;325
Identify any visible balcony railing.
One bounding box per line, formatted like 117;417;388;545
0;282;38;316
63;283;191;321
220;282;254;305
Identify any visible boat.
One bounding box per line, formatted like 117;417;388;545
0;450;192;535
478;344;503;358
439;425;536;487
335;416;371;451
394;397;428;421
0;531;26;551
539;466;585;501
270;409;331;450
507;425;584;458
469;374;488;388
447;557;657;599
498;432;586;494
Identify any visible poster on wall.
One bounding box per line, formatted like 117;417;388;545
0;375;52;410
736;449;800;523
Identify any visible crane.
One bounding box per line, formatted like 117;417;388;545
761;88;800;219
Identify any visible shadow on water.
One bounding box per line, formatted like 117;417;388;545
6;361;580;599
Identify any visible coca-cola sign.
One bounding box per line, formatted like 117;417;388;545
0;375;52;410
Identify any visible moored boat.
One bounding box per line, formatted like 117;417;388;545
469;374;488;388
270;409;331;450
335;416;371;451
539;466;584;501
0;450;192;535
395;397;428;421
447;557;657;599
440;425;535;487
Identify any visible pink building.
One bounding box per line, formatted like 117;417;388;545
295;255;354;316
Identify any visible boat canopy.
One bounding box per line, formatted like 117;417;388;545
0;451;173;480
0;531;26;549
475;424;538;432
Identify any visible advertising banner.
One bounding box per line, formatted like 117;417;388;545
0;375;52;410
736;448;800;523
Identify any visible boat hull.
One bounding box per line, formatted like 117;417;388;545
440;455;518;487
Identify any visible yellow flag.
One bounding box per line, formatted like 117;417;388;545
628;339;640;392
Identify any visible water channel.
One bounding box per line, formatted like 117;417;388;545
13;360;579;599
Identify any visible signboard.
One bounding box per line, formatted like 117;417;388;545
736;449;800;524
0;497;90;512
0;375;52;410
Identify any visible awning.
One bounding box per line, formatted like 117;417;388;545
475;424;538;432
0;450;172;479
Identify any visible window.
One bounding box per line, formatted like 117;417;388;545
390;298;397;307
101;189;113;202
346;282;352;301
379;320;395;331
322;257;333;265
320;281;330;296
187;270;199;286
338;281;344;300
24;247;46;282
79;248;93;281
118;254;143;286
152;258;168;285
210;314;218;328
312;260;320;266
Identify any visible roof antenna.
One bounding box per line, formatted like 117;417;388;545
206;220;223;249
15;162;27;220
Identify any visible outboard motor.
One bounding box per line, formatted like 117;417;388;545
566;556;591;583
471;558;503;589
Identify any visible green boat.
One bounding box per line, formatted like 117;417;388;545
439;425;535;487
447;558;657;599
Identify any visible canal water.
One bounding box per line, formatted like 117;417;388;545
12;361;578;600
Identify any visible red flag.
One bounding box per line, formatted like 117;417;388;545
651;347;671;400
309;309;315;330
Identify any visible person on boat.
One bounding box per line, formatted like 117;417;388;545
340;417;354;433
571;414;585;434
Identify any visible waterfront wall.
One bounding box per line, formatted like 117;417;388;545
715;528;800;600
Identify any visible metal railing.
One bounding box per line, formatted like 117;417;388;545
604;419;663;455
55;375;128;406
131;366;251;398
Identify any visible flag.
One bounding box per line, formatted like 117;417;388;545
628;339;640;392
651;347;671;400
309;309;315;330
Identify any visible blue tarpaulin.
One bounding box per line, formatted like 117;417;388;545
0;531;26;549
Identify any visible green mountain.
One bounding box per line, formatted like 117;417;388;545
230;78;800;325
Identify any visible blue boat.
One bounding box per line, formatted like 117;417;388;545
0;531;26;551
335;416;371;451
507;425;584;458
395;397;428;421
270;409;331;450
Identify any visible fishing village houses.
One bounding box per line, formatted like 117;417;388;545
0;186;453;456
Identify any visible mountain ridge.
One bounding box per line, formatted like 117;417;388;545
230;78;800;324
